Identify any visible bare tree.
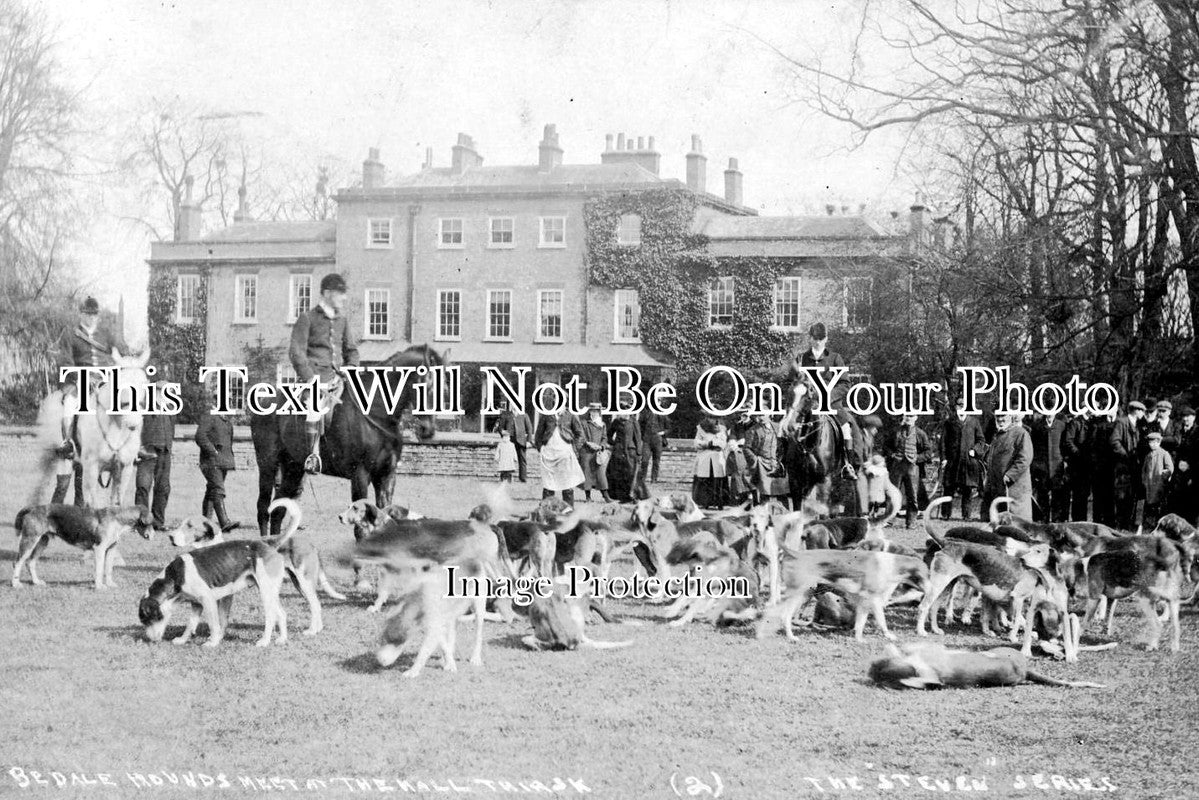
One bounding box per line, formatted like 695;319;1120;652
764;0;1199;395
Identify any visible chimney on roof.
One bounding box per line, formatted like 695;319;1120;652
723;158;743;206
909;192;931;253
600;131;660;175
825;203;836;216
175;175;202;242
685;135;707;194
422;147;433;171
538;124;563;172
451;133;483;174
233;184;251;224
363;148;385;189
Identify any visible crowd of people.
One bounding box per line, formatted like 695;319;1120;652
48;283;1198;536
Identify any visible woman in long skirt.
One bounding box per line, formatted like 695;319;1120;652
607;410;645;502
578;403;611;502
692;416;729;509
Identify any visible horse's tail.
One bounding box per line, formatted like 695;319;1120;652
267;498;303;548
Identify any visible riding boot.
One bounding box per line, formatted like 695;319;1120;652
584;490;592;502
562;489;575;507
202;497;214;520
214;499;240;533
51;474;71;504
304;419;322;475
541;488;554;500
601;490;612;502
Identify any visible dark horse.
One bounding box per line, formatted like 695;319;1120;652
249;344;443;548
780;377;842;512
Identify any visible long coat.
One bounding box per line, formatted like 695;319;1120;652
942;415;985;488
1109;416;1141;494
1030;415;1066;481
289;305;361;382
693;425;728;478
494;409;533;446
196;411;236;470
985;424;1033;518
533;410;585;450
1062;416;1092;476
578;417;610;491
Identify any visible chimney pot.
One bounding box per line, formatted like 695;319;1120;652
637;136;644;149
605;133;614;151
723;157;743;206
423;146;433;170
648;136;655;150
825;204;836;216
685;135;708;193
538;122;563;172
858;203;867;214
363;148;385;189
452;133;483;174
616;133;625;150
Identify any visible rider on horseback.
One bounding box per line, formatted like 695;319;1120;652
55;296;130;463
791;321;855;474
289;273;360;474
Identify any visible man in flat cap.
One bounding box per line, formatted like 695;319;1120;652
1170;406;1197;522
52;296;129;502
1109;400;1146;529
289;272;360;474
1140;400;1180;464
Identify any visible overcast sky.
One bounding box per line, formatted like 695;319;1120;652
36;0;913;343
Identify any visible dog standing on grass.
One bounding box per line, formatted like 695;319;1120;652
12;504;153;590
138;498;304;648
355;513;500;677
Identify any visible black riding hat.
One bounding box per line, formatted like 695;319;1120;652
320;273;348;293
80;296;100;314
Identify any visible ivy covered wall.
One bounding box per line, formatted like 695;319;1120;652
147;265;209;423
585;190;837;379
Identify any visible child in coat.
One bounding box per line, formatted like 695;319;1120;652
1142;430;1174;529
495;429;518;483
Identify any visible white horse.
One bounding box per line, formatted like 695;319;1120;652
36;349;151;508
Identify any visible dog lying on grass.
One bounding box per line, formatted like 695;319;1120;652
868;639;1105;690
521;575;634;651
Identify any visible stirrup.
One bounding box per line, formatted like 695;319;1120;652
304;453;323;474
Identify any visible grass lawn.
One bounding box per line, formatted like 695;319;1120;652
2;444;1198;799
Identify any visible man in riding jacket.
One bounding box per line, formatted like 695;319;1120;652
289;273;360;474
52;297;129;504
56;296;129;458
792;321;855;475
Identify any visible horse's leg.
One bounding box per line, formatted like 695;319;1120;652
257;462;278;538
275;462;304;537
81;453;102;509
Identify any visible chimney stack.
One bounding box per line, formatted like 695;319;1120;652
600;131;660;175
685;135;707;194
538;124;563;172
362;148;385;189
909;193;931;253
451;133;483;174
233;184;250;224
175;175;202;242
422;147;433;171
723;157;743;206
825;203;836;216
